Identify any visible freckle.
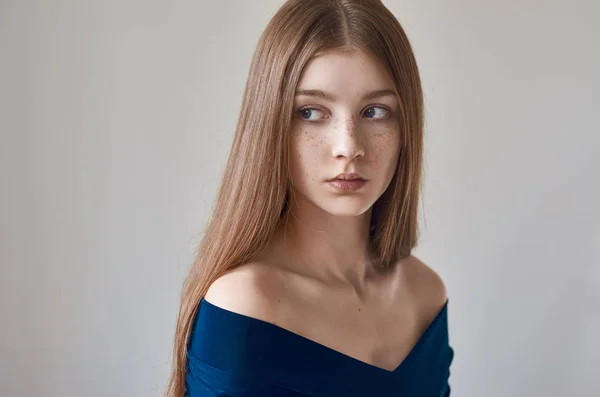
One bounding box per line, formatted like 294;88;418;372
358;307;361;312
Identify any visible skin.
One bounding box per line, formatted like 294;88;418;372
207;48;447;372
270;48;401;295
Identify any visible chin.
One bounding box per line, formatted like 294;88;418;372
319;199;374;217
293;188;377;216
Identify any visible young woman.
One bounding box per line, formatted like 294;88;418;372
166;0;454;396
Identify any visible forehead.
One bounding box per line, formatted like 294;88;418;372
296;49;393;96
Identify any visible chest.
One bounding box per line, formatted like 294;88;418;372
273;283;423;372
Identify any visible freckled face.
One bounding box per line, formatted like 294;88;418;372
289;49;401;216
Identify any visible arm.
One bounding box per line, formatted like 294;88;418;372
186;352;307;397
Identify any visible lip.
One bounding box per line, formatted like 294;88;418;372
327;179;367;192
327;172;367;181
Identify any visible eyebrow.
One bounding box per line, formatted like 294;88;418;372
294;88;397;102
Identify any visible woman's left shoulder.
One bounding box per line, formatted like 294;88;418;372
403;254;448;311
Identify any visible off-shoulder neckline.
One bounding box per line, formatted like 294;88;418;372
199;297;449;374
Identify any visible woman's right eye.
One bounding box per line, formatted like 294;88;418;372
298;107;326;121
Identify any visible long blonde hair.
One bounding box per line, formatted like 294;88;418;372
165;0;425;395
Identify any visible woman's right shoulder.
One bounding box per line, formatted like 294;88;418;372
202;261;283;324
187;263;309;396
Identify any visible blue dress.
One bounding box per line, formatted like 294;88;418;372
185;297;454;396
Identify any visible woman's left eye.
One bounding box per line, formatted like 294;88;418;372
363;106;390;120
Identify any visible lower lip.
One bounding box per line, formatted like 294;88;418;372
327;179;367;191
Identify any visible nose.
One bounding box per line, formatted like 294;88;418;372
331;116;365;160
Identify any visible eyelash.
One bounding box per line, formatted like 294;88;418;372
296;105;391;123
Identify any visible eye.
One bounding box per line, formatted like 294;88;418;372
298;107;326;121
363;106;390;120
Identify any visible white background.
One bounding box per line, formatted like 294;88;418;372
1;1;598;396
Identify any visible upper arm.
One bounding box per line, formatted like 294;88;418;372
203;262;281;323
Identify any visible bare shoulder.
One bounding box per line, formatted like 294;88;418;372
402;254;448;315
203;261;283;323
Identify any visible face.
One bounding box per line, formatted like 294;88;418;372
289;49;401;217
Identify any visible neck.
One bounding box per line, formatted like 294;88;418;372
270;197;380;292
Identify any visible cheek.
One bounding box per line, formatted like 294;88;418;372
370;127;400;161
297;128;322;151
290;129;324;180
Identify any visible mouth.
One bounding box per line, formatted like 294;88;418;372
327;172;367;182
327;178;367;191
